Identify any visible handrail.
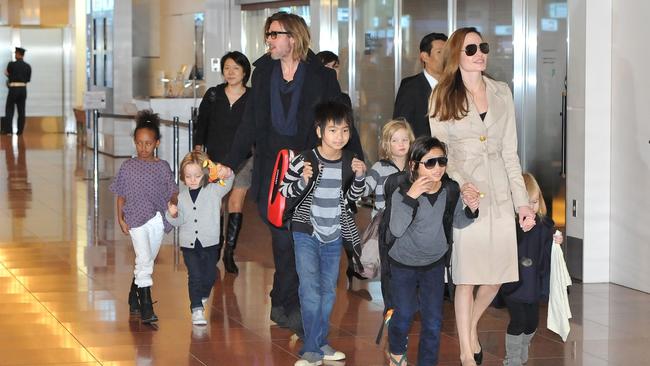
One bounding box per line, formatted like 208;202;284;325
97;112;135;119
160;119;190;127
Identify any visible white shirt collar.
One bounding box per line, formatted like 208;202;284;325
423;69;438;89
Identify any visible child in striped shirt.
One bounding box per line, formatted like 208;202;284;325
280;101;366;366
364;119;415;217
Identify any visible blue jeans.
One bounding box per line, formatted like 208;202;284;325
293;232;343;357
388;260;445;365
182;241;219;311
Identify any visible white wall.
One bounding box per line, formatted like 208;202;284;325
566;0;611;283
610;0;650;293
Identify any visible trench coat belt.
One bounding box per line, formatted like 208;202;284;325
9;82;27;87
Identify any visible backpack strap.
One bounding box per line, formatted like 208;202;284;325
442;175;461;245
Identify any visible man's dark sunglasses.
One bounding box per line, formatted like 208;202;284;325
463;42;489;56
265;31;291;40
417;156;448;169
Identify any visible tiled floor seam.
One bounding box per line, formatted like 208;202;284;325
0;259;105;365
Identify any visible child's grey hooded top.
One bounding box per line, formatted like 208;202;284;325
389;185;475;267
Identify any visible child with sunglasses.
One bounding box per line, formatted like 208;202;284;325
387;136;479;366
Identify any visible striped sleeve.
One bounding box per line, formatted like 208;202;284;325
346;176;366;202
279;154;306;198
363;162;382;196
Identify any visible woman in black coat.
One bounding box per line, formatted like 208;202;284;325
194;51;252;274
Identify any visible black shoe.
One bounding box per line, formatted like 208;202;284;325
285;308;304;338
137;286;158;323
128;278;140;315
223;213;243;274
270;306;288;326
474;340;483;365
215;214;225;264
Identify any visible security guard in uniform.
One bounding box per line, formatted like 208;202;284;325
2;47;31;135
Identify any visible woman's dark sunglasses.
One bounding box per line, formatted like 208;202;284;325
265;31;291;40
463;42;490;56
417;156;448;169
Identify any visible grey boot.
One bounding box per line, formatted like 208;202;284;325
503;334;523;366
521;331;535;364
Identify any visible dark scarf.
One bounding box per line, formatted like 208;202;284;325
270;61;306;136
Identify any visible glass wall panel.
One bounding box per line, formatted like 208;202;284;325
532;0;568;225
401;0;448;79
354;0;396;163
337;0;350;94
457;0;513;88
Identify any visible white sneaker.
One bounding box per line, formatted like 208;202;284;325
321;345;346;361
191;309;207;325
201;297;209;308
294;360;322;366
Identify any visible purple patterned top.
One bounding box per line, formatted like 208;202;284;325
110;158;178;233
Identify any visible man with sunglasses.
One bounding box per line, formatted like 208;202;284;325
394;32;448;138
220;12;363;341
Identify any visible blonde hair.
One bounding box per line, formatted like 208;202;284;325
179;151;210;187
523;172;547;216
264;12;311;61
379;119;415;160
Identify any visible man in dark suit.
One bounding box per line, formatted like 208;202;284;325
393;33;447;137
2;47;31;135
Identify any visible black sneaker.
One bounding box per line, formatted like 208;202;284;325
285;309;304;339
270;306;288;326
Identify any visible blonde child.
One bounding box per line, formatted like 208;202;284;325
361;119;414;296
364;119;415;218
166;151;233;325
501;172;563;365
110;110;178;324
346;118;414;289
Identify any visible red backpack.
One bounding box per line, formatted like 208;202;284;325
267;149;295;227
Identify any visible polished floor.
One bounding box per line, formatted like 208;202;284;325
0;132;648;366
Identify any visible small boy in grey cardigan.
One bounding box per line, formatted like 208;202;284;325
166;151;233;325
387;136;478;366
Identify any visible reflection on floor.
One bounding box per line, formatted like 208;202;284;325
0;132;648;366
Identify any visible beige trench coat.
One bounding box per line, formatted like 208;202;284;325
429;77;529;285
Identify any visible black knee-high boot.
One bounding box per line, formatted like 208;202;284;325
128;278;140;315
215;213;224;263
138;286;158;323
223;212;243;274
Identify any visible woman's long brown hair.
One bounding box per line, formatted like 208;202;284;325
429;27;483;122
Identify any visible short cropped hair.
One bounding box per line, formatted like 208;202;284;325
316;50;339;66
419;32;448;54
313;101;352;133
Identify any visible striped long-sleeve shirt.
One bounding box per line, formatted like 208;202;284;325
279;148;366;250
363;159;400;217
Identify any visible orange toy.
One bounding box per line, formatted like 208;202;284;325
202;159;226;186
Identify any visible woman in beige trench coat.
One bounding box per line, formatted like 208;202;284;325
429;27;536;366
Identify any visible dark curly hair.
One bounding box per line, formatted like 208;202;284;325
134;109;161;140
